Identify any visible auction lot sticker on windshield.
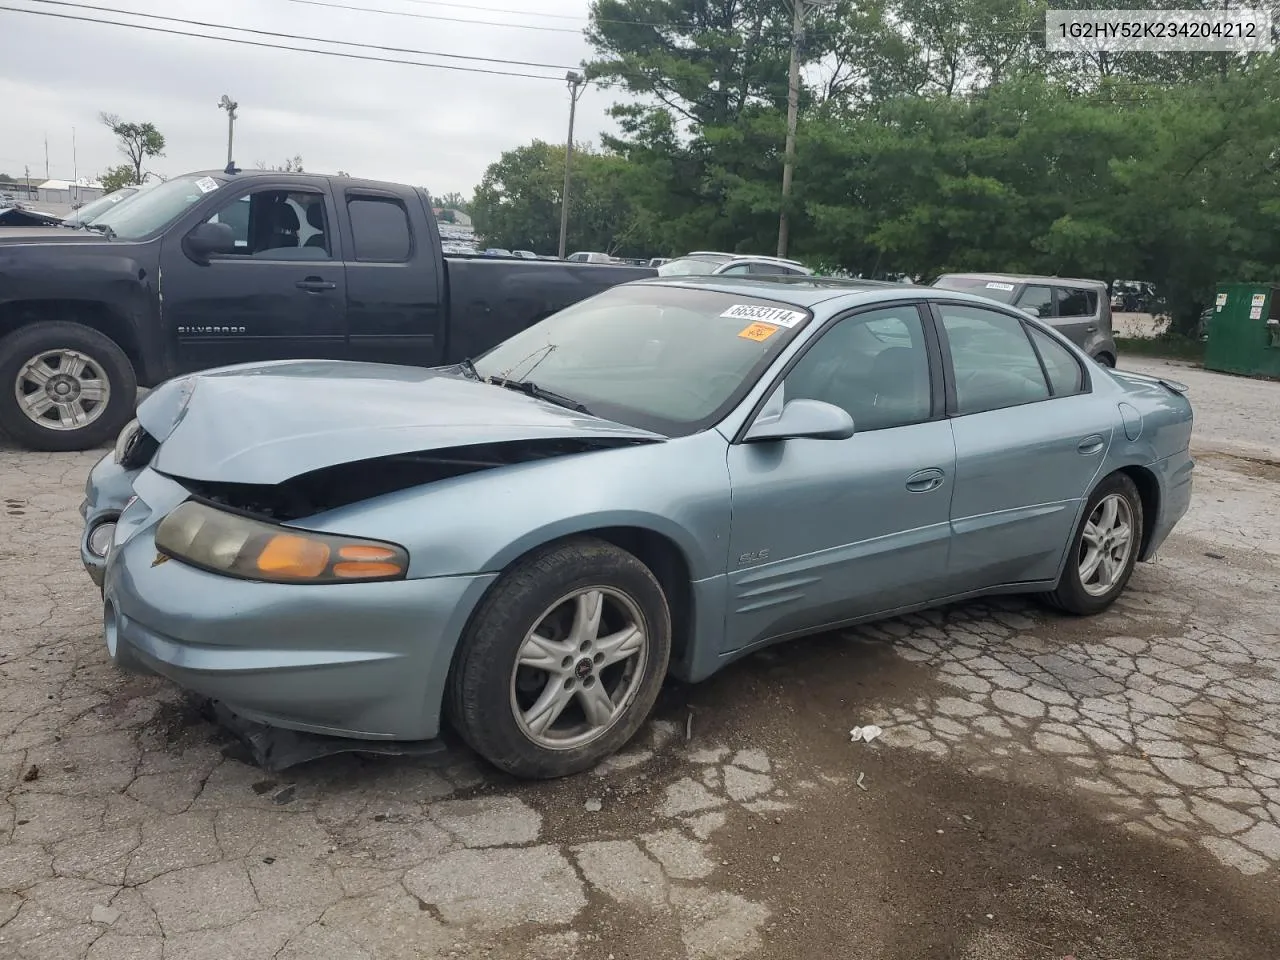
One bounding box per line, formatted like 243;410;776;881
194;176;219;193
985;281;1016;291
738;322;779;342
721;304;806;328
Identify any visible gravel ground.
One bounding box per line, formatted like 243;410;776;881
0;357;1277;960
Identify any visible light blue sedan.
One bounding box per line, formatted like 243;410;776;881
80;278;1194;778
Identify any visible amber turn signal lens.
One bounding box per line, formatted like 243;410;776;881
256;534;331;578
337;544;398;562
332;561;404;579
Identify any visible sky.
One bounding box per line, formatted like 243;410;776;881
0;0;618;196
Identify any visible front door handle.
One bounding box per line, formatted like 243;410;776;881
1077;435;1105;455
296;277;337;292
1086;323;1098;332
905;467;946;493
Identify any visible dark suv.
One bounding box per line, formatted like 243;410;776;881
932;273;1117;367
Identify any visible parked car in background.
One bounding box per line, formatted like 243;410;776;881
0;169;656;451
649;257;670;268
931;273;1118;367
567;252;614;264
512;250;539;259
658;252;813;277
82;276;1193;778
61;186;143;229
482;247;512;257
0;205;64;228
1111;280;1158;313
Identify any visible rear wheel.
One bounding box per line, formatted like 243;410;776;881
1040;472;1143;615
1093;351;1116;368
446;537;671;779
0;322;137;451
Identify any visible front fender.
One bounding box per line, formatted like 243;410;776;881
301;430;734;581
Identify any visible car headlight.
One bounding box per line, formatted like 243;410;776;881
113;418;142;464
154;500;409;584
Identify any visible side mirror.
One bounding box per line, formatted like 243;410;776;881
743;398;854;443
182;221;236;264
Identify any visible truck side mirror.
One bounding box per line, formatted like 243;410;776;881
183;221;236;264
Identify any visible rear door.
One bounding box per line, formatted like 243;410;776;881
160;179;348;373
1052;285;1102;350
931;299;1115;591
340;187;444;367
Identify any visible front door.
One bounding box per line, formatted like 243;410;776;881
932;300;1115;590
724;303;956;653
159;184;348;373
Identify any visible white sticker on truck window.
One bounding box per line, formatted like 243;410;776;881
985;281;1016;291
194;176;219;194
720;304;806;327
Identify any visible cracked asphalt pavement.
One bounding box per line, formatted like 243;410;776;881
1;357;1278;959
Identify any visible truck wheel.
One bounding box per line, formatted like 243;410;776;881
0;323;138;452
446;537;672;779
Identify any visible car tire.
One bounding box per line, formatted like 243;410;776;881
0;322;137;452
446;537;672;779
1039;472;1143;616
1093;351;1116;368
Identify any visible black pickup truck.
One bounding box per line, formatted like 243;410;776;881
0;170;654;451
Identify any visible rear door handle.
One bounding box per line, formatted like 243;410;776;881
1077;435;1105;455
296;278;337;292
905;467;946;493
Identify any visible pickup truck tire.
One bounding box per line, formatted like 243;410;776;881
0;323;138;452
446;537;671;779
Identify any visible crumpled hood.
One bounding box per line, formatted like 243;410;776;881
141;359;663;485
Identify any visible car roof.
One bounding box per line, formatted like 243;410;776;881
938;272;1106;288
635;274;940;308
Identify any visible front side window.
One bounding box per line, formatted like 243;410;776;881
1015;284;1054;318
472;285;811;436
1058;287;1098;317
203;190;330;258
348;196;411;261
937;303;1051;415
784;306;932;432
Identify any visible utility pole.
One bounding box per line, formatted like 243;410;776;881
43;133;49;180
72;127;78;206
218;95;239;168
24;164;30;201
776;0;834;259
558;70;586;260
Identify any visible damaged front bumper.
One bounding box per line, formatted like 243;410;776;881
99;471;499;743
79;452;141;588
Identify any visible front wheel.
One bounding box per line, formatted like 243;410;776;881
1093;351;1116;368
446;537;672;779
1040;472;1143;615
0;322;138;451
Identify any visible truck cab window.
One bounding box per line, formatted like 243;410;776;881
204;190;331;259
347;196;412;262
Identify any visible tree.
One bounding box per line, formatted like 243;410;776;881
471;141;644;256
434;191;471;213
100;113;165;185
99;164;137;194
0;172;14;183
257;155;304;172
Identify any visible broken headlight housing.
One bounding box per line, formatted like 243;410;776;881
154;500;409;585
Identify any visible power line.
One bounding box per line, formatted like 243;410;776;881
282;0;583;33
0;4;567;78
20;0;578;70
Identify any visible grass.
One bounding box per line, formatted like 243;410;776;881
1115;333;1205;364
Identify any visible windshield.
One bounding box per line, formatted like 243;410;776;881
658;256;728;277
90;175;223;240
932;276;1018;304
471;284;811;436
64;188;138;225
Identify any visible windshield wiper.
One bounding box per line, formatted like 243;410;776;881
489;377;591;415
85;222;116;240
456;357;481;380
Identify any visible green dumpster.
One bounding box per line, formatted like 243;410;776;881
1204;282;1280;377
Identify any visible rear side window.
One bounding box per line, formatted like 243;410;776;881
347;196;411;262
1058;287;1098;317
1015;284;1054;318
1028;327;1085;396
